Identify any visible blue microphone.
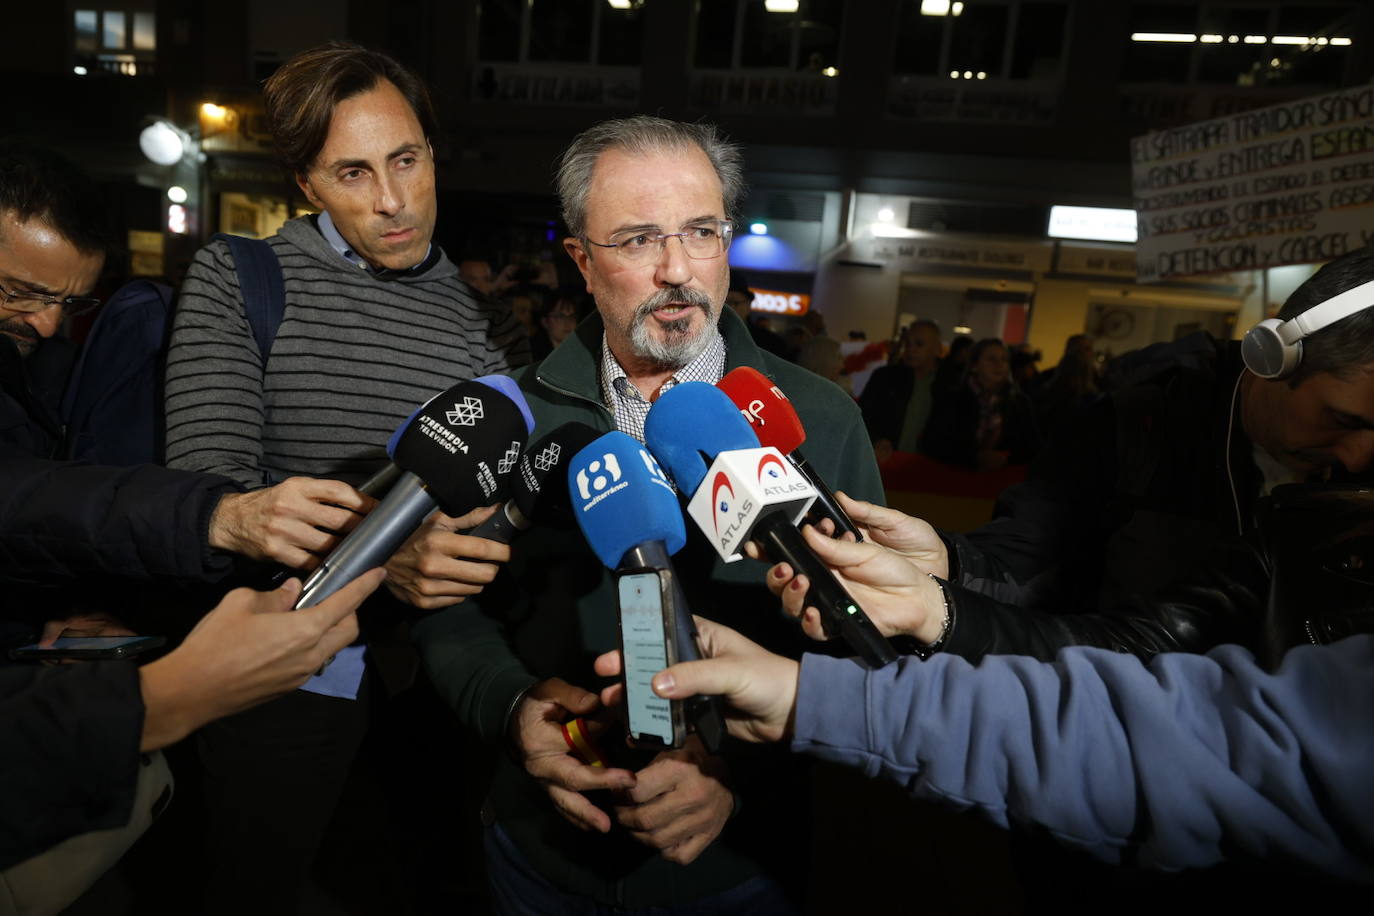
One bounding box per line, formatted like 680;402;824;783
568;432;725;751
644;383;896;668
295;376;533;609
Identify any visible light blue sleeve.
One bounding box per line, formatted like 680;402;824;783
791;637;1374;879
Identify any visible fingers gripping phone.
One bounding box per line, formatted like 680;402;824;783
616;569;687;750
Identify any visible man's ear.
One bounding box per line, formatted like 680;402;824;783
295;172;324;210
563;236;594;293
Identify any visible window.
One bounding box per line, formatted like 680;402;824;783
102;10;125;49
75;10;98;52
695;0;845;71
478;0;643;65
132;11;155;51
72;7;157;76
1124;2;1356;86
894;1;1070;81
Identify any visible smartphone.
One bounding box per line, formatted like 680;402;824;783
616;568;686;750
8;635;166;661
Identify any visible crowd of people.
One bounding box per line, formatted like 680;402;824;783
1;38;1370;916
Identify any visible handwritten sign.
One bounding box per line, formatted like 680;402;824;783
1132;85;1374;281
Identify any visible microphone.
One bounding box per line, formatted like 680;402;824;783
717;367;862;541
643;383;896;669
294;376;534;609
568;431;725;753
469;421;603;543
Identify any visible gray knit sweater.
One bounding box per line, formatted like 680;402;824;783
164;216;529;487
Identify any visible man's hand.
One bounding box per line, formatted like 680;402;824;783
137;569;383;751
40;611;135;646
208;477;375;570
834;492;949;579
612;735;733;865
595;616;798;745
384;505;511;609
511;678;636;834
766;526;946;643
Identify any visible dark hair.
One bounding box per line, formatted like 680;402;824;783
907;319;940;338
1277;246;1374;387
557;116;744;238
0;140;114;256
263;41;439;176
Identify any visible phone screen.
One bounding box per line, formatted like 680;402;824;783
618;572;675;746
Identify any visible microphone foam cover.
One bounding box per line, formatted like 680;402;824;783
390;379;530;514
474;375;535;434
385;376;534;460
643;382;757;494
568;431;686;567
717;367;806;454
512;421;603;525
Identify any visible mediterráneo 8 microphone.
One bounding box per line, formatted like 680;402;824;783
717;366;862;541
643;383;896;669
568;431;725;753
294;376;534;609
470;421;603;544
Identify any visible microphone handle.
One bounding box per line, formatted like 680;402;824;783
753;512;896;668
359;461;404;498
469;501;529;544
789;448;862;542
296;473;436;609
620;541;727;754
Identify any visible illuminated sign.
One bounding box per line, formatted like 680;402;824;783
1048;205;1138;243
749;288;810;315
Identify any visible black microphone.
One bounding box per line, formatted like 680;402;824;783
469;422;603;544
643;383;896;669
294;376;533;609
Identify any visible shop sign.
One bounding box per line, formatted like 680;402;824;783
862;237;1052;272
750;288;810;315
1132;85;1374;280
1056;245;1136;278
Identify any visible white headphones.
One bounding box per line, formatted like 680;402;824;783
1241;277;1374;380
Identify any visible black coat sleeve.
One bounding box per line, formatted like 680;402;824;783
0;459;242;585
938;533;1271;664
0;661;145;870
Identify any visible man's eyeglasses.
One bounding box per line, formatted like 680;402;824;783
0;282;102;318
584;220;733;266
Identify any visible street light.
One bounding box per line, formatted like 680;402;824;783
139;119;192;166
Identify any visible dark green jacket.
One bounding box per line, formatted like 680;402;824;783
412;308;883;906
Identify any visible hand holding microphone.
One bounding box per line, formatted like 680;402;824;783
566;431;726;754
643;383;896;668
295;375;533;610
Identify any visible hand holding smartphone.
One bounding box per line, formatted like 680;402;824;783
616;569;686;750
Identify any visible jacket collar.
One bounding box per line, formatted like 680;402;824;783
535;305;770;401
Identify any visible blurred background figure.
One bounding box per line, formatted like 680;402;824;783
797;308;845;388
726;269;789;358
527;286;586;360
922;337;1039;471
860;319;942;462
934;333;975;393
1034;333;1102;438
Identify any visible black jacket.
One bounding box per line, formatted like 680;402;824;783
928;335;1374;669
920;379;1040;468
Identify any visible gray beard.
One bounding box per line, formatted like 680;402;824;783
626;286;718;371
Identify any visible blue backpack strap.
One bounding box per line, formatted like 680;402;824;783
215;233;285;366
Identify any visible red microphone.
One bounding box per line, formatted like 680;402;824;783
716;367;863;541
